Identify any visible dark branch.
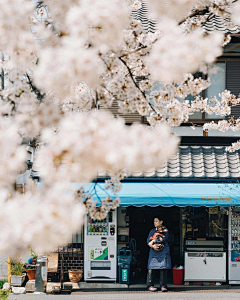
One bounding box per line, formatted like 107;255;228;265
118;56;158;115
26;73;45;101
179;8;210;25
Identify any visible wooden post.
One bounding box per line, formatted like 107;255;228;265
7;257;11;283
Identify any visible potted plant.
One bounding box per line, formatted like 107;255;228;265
30;250;38;265
68;269;83;283
9;260;26;286
25;264;36;280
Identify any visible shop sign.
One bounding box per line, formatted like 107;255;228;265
201;197;232;201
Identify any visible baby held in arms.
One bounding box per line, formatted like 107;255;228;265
149;226;168;251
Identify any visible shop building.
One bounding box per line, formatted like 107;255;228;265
29;145;238;285
81;145;240;284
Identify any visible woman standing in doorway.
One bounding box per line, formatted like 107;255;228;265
146;217;172;292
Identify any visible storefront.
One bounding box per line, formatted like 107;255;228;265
82;181;240;284
35;181;240;284
124;205;228;283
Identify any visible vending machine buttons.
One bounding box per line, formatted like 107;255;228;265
110;225;115;235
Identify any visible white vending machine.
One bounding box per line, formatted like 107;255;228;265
228;207;240;284
84;210;117;281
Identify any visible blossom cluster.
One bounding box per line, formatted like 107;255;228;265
226;141;240;152
0;119;27;194
0;183;86;256
34;111;179;184
147;20;223;83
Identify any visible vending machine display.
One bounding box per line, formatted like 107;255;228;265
84;210;117;281
229;207;240;284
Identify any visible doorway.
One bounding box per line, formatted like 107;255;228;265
127;206;181;283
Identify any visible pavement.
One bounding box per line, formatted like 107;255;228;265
6;292;240;300
6;283;240;299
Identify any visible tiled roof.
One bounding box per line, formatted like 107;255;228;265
132;0;240;34
30;146;240;180
131;0;158;33
202;13;240;34
97;146;240;179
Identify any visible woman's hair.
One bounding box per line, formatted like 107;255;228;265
154;217;163;222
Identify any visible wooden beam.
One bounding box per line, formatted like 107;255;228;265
7;257;11;283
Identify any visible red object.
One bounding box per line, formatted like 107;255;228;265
150;232;164;240
172;268;184;285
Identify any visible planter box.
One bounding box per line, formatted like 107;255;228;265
10;274;26;286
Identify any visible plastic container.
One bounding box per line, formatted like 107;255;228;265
118;248;132;284
172;267;184;285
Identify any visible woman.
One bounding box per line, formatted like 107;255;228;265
146;217;171;292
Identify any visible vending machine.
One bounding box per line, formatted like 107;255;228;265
84;210;117;281
184;239;226;282
229;207;240;284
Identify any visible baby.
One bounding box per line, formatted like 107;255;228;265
150;231;164;242
149;226;167;251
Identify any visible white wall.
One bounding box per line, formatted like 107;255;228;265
173;127;203;136
173;126;240;137
208;129;240;137
0;255;8;280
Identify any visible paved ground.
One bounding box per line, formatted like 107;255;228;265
6;292;240;300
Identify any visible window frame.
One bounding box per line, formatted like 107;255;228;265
189;61;226;124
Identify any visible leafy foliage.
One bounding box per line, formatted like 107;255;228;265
9;260;25;276
0;281;7;290
0;289;10;300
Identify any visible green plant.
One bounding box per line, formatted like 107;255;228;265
30;250;38;259
0;289;10;300
0;281;7;290
9;260;25;276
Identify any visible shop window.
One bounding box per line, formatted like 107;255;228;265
205;63;225;119
181;207;227;255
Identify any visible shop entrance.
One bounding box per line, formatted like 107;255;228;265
127;206;181;283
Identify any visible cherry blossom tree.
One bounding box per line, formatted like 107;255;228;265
1;0;240;255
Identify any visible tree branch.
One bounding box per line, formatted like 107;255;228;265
26;73;45;101
179;8;210;25
118;56;158;115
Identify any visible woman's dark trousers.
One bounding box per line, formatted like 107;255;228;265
147;269;168;287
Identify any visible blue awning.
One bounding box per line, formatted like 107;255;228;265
73;182;240;207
